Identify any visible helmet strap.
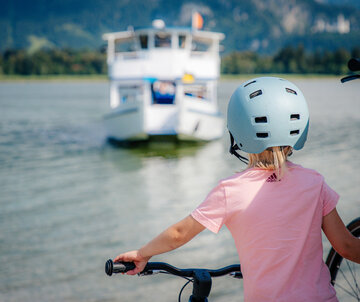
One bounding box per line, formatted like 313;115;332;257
229;132;249;164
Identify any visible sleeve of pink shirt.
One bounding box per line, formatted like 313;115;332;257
320;178;339;216
191;182;226;234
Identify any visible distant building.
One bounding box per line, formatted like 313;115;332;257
312;14;350;34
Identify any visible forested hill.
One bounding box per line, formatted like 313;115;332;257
1;0;360;54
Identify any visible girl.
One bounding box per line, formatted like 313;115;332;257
114;77;360;302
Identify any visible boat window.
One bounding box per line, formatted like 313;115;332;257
178;35;186;49
117;85;141;106
151;81;176;104
155;33;171;48
139;35;148;49
184;84;208;100
115;38;136;53
191;37;212;52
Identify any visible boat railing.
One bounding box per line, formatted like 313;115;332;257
114;51;141;60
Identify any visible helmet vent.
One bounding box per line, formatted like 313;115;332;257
290;130;300;136
255;116;268;123
256;132;269;138
244;80;256;87
286;88;297;95
250;90;262;99
290;114;300;120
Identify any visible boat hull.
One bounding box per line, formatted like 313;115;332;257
104;103;223;142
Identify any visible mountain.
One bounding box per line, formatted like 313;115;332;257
316;0;360;9
1;0;360;54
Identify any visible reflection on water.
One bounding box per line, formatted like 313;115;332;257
107;137;208;159
0;79;359;302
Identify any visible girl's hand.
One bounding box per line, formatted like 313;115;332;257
113;216;205;275
113;250;151;275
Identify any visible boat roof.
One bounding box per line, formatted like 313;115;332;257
103;26;225;42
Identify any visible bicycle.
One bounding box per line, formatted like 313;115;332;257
105;59;360;301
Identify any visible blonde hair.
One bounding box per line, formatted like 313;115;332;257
248;146;293;180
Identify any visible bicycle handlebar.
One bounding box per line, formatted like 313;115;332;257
105;259;242;278
105;259;242;301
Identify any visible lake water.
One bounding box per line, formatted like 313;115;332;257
0;78;359;302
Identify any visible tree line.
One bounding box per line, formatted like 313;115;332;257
0;48;107;75
0;45;359;76
221;45;360;75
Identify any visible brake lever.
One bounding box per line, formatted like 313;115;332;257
139;270;165;276
230;272;243;279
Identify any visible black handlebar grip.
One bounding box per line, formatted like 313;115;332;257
348;58;360;72
105;259;136;276
105;259;114;276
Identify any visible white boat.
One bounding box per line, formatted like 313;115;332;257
102;19;225;142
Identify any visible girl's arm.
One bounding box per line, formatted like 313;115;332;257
114;215;205;275
322;208;360;264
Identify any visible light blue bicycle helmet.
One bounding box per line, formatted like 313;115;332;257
227;77;309;161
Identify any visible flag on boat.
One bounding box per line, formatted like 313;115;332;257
192;12;203;30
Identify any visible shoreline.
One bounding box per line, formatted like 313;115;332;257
220;73;340;81
0;73;340;82
0;74;109;82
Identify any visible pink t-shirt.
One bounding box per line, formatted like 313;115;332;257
191;162;339;302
